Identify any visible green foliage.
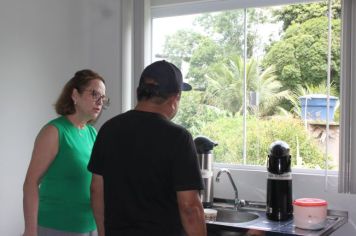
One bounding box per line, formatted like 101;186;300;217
203;56;289;117
255;66;290;116
203;57;245;116
162;29;204;68
195;10;257;57
188;38;224;88
263;17;341;92
273;0;341;30
163;9;268;86
161;3;340;170
199;116;327;169
173;91;229;137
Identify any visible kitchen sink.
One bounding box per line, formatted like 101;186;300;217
208;200;348;236
215;208;259;223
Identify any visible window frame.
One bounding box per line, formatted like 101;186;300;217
339;0;356;193
151;0;321;18
149;0;347;178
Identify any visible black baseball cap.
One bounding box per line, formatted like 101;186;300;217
138;60;192;93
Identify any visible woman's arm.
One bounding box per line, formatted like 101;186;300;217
23;125;58;236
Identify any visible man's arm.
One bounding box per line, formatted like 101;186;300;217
90;174;105;236
177;190;207;236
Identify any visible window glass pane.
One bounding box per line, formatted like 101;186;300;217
151;0;341;170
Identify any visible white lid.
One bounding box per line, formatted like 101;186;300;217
204;209;217;215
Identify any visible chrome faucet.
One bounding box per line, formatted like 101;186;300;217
216;168;242;210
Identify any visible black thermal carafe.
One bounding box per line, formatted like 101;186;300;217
266;140;293;221
194;136;218;208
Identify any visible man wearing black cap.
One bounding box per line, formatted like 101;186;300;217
88;60;206;236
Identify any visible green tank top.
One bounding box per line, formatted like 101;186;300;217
38;116;97;233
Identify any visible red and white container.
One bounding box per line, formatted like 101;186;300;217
293;198;328;230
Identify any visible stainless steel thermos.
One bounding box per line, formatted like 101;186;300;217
266;140;293;221
194;136;218;208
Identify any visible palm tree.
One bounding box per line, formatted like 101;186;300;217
203;60;243;116
203;56;289;117
255;65;290;116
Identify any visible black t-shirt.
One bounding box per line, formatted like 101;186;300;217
88;110;204;236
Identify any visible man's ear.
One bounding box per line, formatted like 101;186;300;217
176;92;181;101
167;93;180;105
172;93;181;101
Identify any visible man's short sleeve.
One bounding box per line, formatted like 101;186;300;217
171;130;204;191
87;127;105;175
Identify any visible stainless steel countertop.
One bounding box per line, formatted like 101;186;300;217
207;200;348;236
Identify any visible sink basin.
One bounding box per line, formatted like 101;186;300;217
215;208;259;223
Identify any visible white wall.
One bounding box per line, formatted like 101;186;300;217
0;0;121;235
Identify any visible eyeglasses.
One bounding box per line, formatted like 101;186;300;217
83;89;110;108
